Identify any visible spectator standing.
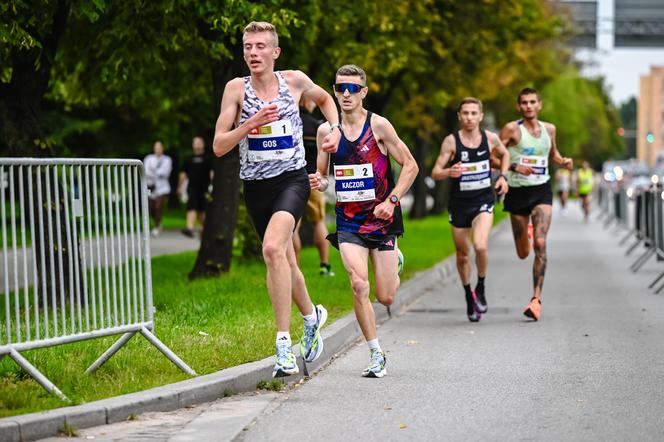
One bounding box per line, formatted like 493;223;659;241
178;136;213;238
144;140;173;237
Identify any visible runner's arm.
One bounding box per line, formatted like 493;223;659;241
488;131;509;195
546;124;573;170
371;116;418;220
431;135;458;180
310;122;332;192
293;70;341;153
499;122;535;175
212;78;279;157
373;115;419;201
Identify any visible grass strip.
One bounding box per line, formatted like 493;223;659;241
0;207;506;417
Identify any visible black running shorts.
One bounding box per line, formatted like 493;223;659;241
334;231;397;251
243;168;310;241
186;188;208;212
503;181;553;216
448;202;495;228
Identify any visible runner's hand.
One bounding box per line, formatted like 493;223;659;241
309;172;325;190
495;175;508;195
561;157;573;170
373;200;394;220
247;104;279;129
448;162;463;178
321;127;340;153
514;164;534;175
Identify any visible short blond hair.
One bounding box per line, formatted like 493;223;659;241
243;21;279;46
458;97;483;113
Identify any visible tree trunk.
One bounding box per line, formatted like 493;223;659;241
0;1;76;306
409;136;430;219
188;147;240;279
188;36;245;279
431;106;457;214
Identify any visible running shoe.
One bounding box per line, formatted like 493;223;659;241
273;339;299;378
361;349;387;378
397;248;404;276
467;291;482;322
299;304;328;362
319;264;335;277
523;297;541;321
475;289;488;314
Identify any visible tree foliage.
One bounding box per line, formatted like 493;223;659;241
539;69;624;168
1;0;624;272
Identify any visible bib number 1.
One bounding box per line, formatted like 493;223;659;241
248;119;295;162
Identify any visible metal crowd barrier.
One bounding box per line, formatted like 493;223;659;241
598;180;664;293
0;158;195;401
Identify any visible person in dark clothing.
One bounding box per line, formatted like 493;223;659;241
177;136;213;237
431;97;510;322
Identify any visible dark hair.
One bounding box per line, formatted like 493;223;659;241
335;64;366;85
517;87;540;103
458;97;483;112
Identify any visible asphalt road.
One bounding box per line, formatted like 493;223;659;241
238;202;664;441
39;201;664;441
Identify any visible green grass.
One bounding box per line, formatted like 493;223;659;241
0;207;507;417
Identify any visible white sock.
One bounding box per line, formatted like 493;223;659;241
366;339;382;353
302;307;317;327
276;331;291;345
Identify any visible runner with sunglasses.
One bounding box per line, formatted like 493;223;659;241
499;87;572;321
213;21;342;378
431;97;510;322
310;64;418;378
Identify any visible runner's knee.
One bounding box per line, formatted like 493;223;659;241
473;243;487;256
533;237;546;253
456;251;470;265
516;246;530;260
262;241;285;265
351;277;370;300
375;282;398;306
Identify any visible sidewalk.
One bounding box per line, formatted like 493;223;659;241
26;202;664;441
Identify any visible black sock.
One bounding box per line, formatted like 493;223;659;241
475;277;486;304
463;284;473;316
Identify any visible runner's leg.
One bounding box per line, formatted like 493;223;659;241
370;247;399;307
530;204;552;300
510;214;531;259
339;242;374;340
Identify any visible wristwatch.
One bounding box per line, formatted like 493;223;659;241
498;173;508;181
389;194;399;206
329;122;341;133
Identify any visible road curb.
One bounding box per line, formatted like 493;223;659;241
0;220;514;442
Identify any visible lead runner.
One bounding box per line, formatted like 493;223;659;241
213;22;341;377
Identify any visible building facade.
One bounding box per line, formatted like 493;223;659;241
638;66;664;167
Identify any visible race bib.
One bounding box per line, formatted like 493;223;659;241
519;155;548;181
334;163;376;202
459;159;491;191
247;119;295;162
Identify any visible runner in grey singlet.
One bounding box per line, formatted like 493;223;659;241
239;71;306;180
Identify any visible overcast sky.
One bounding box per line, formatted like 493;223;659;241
575;0;664;106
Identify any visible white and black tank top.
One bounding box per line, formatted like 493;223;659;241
238;71;305;180
449;130;495;207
